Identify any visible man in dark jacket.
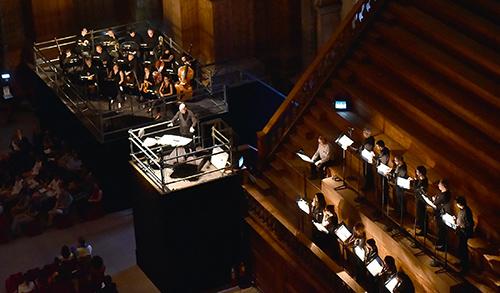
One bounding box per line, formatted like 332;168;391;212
455;196;474;272
169;103;197;138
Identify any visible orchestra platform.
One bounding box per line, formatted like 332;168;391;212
32;21;228;143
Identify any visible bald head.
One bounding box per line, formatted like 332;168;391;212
179;103;186;114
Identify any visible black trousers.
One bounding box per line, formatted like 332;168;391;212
415;198;426;231
436;216;447;246
395;186;405;214
362;162;374;191
457;231;469;268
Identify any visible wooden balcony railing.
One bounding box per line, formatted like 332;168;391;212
256;0;385;166
244;186;354;292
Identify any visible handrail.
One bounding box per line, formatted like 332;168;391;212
256;0;384;165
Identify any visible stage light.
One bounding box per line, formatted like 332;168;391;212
1;73;10;80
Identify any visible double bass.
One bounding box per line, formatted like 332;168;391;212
175;61;194;101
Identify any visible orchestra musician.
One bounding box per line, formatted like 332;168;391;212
60;48;80;79
175;55;194;101
126;28;143;48
76;27;91;56
106;63;125;109
92;44;111;70
356;128;375;202
103;29;119;58
80;58;98;99
123;53;141;95
311;193;326;223
159;47;175;72
143;28;159;63
159;76;174;98
139;66;157;106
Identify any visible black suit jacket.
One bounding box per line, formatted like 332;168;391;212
172;109;197;137
434;190;452;216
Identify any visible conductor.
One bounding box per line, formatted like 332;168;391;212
168;103;197;137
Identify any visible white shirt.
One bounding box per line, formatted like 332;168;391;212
312;142;334;164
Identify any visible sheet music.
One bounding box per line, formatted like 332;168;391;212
296;152;314;163
313;222;329;233
366;257;384;276
396;177;411;189
142;137;158;147
335;135;354;150
385;276;400;293
377;163;392;175
421;194;436;209
354;246;365;261
158;135;192;147
297;199;310;214
442;213;457;230
361;149;375;164
335;224;352;242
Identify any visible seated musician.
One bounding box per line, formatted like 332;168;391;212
174;55;194;101
159;76;174;98
103;29;119;58
60;49;80;78
126;28;143;47
80;58;98;99
92;44;111;70
309;135;334;179
139;66;155;101
122;54;141;95
143;28;158;63
76;27;91;56
160;47;175;72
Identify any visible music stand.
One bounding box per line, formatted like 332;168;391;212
396;177;411;190
334;222;352;257
334;134;354;190
435;213;457;273
366;256;384;277
296;151;314;163
377;163;392;215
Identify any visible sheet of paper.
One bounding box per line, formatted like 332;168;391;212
361;149;375;164
385;276;400;293
335;224;352;242
336;135;354;150
296;152;314;163
354;246;365;261
396;177;411;189
367;257;384;276
377;163;392;175
297;199;310;214
442;213;457;230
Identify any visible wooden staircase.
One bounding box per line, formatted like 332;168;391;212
254;0;500;290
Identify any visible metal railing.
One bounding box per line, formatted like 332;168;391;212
128;118;234;193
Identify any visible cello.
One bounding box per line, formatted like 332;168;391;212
175;60;194;101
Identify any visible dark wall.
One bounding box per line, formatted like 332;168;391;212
132;173;245;292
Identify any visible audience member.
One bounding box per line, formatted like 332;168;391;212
74;236;93;258
16;273;36;293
